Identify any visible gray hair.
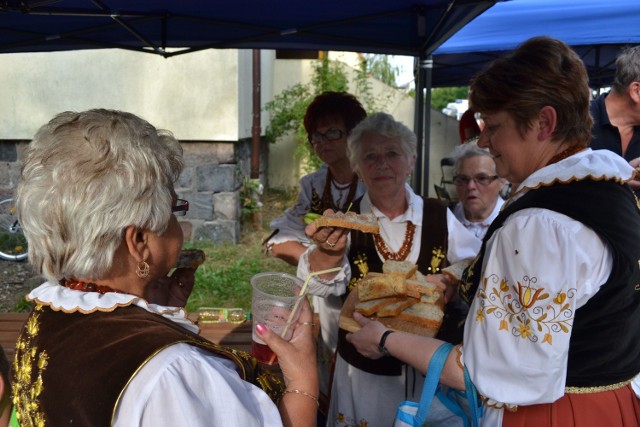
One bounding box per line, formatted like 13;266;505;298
16;109;183;282
347;112;417;174
451;140;495;176
612;45;640;93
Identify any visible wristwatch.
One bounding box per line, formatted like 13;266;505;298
378;330;394;356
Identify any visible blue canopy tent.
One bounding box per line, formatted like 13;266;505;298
430;0;640;89
0;0;500;196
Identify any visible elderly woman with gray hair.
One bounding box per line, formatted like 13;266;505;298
11;109;318;427
450;141;507;239
298;112;480;427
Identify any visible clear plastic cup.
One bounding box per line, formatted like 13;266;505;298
251;272;304;365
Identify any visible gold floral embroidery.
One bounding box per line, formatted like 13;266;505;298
335;412;368;427
348;253;369;292
476;274;575;344
13;304;48;426
427;246;446;273
460;253;480;303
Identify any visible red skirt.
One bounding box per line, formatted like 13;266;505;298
502;384;640;427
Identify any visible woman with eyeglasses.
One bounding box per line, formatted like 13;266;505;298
347;37;640;426
299;112;480;427
266;91;367;267
11;109;318;427
450;140;507;239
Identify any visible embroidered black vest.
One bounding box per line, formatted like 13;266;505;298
337;197;450;375
460;179;640;386
11;303;284;426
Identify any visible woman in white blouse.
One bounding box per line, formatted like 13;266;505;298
347;37;640;426
12;109;318;427
299;112;480;427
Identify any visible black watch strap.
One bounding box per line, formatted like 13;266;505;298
378;330;394;356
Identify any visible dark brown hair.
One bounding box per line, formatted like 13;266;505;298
303;92;366;138
469;36;592;147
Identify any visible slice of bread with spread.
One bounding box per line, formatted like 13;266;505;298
313;211;380;234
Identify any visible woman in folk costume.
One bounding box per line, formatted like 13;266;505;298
298;112;480;427
266;91;367;404
347;37;640;426
11;109;318;427
266;91;367;266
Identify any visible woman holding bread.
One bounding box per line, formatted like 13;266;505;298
348;37;640;426
266;91;367;266
11;109;318;427
299;112;480;426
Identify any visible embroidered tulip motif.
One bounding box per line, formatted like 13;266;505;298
517;282;543;309
477;273;574;345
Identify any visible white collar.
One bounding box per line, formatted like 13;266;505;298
512;148;633;198
360;183;424;225
28;281;198;333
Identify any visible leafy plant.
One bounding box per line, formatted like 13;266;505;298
264;54;397;174
431;87;469;111
240;177;263;215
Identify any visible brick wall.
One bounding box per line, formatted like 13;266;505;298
0;139;262;244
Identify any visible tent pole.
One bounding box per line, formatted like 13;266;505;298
423;55;433;198
251;49;261;179
412;54;432;198
413;55;425;196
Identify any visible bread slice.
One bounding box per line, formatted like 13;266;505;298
382;260;418;279
176;249;206;269
355;296;405;316
398;302;445;329
441;261;471;281
314;211;380;234
358;274;407;302
376;296;419;317
405;279;443;300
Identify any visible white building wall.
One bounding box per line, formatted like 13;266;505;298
0;48;242;141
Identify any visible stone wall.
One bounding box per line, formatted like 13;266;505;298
0;139;260;244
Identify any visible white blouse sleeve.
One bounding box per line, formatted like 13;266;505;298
114;344;282;427
463;208;611;406
269;168;330;247
296;246;351;298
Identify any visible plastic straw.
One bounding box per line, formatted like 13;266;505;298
267;266;341;364
280;266;341;338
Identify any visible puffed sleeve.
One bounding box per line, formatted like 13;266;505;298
296;246;351;298
115;344;283;427
463;208;611;406
269;169;324;247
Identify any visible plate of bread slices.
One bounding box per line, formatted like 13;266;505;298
339;260;445;337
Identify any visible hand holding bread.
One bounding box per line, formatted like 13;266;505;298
344;260;446;333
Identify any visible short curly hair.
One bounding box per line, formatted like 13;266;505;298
16;109;183;282
469;36;592;148
303;92;367;139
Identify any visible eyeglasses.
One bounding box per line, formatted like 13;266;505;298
309;128;344;145
452;175;499;187
172;199;189;216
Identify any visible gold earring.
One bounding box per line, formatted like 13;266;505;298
136;260;150;278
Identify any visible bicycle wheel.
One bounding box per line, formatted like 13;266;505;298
0;198;28;262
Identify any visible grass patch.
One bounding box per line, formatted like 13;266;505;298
185;188;297;313
185;241;296;313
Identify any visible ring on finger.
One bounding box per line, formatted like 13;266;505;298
326;240;337;248
301;322;316;326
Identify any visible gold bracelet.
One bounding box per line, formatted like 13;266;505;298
284;389;320;407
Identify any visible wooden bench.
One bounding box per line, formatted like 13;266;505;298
0;312;318;360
